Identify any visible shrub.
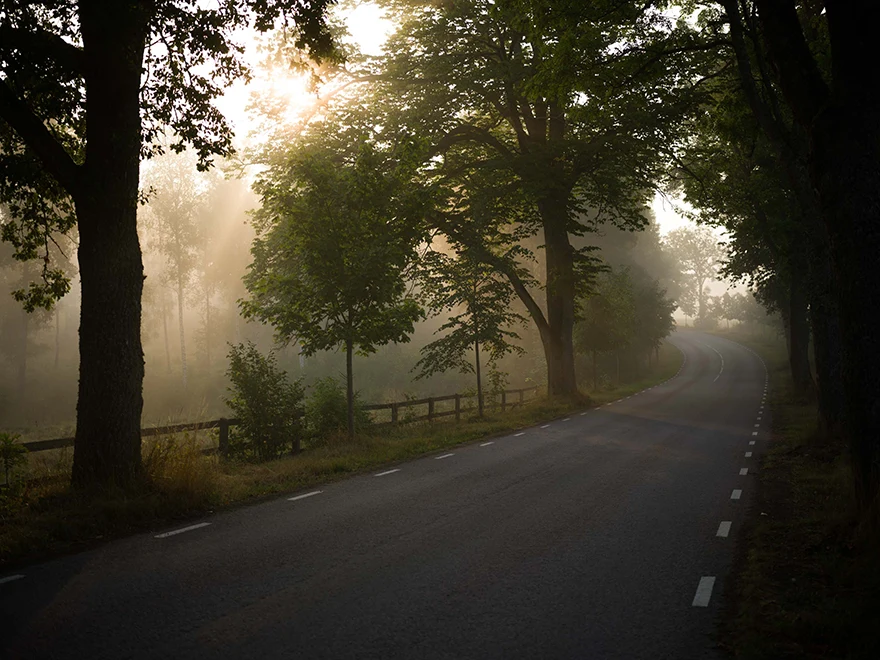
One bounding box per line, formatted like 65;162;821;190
225;342;305;461
305;377;372;443
0;433;27;486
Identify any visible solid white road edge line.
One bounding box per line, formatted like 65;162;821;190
288;490;323;502
374;468;401;477
435;453;454;460
716;521;732;538
155;522;211;539
740;468;749;476
731;489;743;500
692;576;716;607
0;574;25;586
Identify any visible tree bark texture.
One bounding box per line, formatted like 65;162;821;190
71;3;148;490
538;198;578;397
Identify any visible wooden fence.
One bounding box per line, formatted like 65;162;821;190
18;386;540;455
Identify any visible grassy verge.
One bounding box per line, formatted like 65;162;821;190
0;341;682;570
713;328;880;659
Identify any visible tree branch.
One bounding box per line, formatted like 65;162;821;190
0;25;86;75
751;0;829;127
0;79;83;195
432;124;518;166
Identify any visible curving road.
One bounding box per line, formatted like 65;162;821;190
1;330;769;660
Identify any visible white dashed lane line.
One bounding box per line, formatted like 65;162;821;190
480;441;494;447
288;490;323;502
435;453;455;460
514;432;525;437
540;425;550;429
745;451;753;458
155;522;211;539
739;468;749;476
0;574;25;586
692;576;716;607
374;469;401;477
716;521;732;538
749;440;756;445
731;489;742;500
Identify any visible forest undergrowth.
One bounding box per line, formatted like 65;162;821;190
716;329;880;659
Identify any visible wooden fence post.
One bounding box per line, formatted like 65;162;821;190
428;397;435;422
501;391;507;413
218;418;229;457
455;394;461;422
391;403;398;424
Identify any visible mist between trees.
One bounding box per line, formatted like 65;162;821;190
1;0;877;525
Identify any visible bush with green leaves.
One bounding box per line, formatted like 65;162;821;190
224;342;305;461
0;432;28;486
305;377;372;443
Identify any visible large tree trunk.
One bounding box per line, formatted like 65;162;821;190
474;338;483;417
806;234;846;437
787;275;813;398
787;248;814;398
539;201;578;397
813;109;880;511
71;3;148;491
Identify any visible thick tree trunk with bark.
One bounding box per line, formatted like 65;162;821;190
71;4;147;491
538;200;578;397
787;273;813;398
474;338;483;417
813;109;880;510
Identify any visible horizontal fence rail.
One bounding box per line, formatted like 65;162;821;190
18;386;541;455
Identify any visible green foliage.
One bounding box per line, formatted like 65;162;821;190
576;269;637;357
305;377;372;443
0;432;28;486
243;139;427;357
224;342;305;462
0;1;338;308
415;248;525;379
664;226;727;320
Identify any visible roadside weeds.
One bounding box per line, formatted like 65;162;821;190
717;330;880;659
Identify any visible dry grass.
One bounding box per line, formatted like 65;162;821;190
713;328;880;659
0;341;683;569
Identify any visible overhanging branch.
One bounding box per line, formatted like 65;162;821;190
0;79;83;195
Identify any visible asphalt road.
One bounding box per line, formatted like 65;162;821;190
1;330;769;660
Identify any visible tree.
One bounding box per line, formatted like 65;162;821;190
0;1;335;490
309;0;712;398
746;0;880;513
664;226;726;321
242;141;426;438
575;269;636;390
415;247;525;417
141;152;205;389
